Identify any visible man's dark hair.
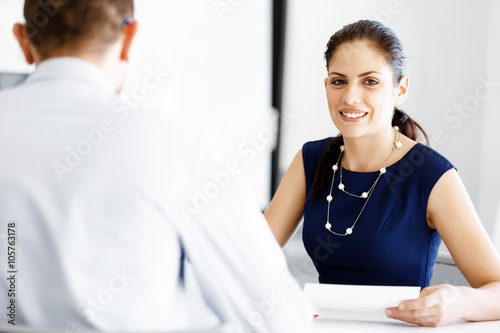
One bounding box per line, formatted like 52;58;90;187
24;0;134;59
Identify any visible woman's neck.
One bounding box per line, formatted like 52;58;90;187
341;127;397;172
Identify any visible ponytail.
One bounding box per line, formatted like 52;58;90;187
311;109;429;199
392;108;429;145
311;135;343;199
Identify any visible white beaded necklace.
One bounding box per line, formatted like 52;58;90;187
324;126;402;236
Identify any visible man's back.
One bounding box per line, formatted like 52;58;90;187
0;57;190;330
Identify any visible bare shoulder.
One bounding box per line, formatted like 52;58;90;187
288;148;305;174
427;168;500;287
426;168;470;230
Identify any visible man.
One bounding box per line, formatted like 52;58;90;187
0;1;312;331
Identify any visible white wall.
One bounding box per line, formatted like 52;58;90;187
0;0;33;73
125;0;274;209
482;0;500;246
281;0;500;239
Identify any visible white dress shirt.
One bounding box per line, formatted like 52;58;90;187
0;58;313;332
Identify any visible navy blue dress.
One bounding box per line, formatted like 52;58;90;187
302;138;455;289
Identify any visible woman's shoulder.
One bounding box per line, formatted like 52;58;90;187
406;143;455;171
301;137;335;178
392;142;455;199
302;137;334;156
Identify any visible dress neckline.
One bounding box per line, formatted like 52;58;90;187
340;142;423;175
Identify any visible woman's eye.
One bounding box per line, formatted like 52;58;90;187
364;79;379;86
331;79;346;85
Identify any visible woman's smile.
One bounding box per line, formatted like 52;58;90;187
325;40;404;139
339;109;368;121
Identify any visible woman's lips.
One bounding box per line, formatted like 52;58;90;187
339;109;368;121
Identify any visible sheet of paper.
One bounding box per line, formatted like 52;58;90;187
304;283;420;312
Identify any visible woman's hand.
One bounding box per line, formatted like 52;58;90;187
385;284;466;327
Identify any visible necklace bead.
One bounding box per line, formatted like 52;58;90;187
326;195;333;202
325;222;332;230
332;164;338;171
346;228;353;235
380;167;387;174
338;183;345;190
361;192;368;199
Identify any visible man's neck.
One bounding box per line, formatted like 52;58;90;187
37;50;125;93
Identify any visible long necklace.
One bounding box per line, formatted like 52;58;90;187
324;126;402;236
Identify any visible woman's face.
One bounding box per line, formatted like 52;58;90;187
324;40;408;140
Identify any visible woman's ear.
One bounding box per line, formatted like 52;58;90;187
13;23;36;65
395;75;409;105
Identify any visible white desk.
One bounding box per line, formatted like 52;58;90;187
312;310;500;332
3;313;500;333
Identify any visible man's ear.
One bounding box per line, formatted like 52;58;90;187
120;21;138;62
13;23;36;65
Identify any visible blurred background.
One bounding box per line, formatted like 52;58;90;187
1;0;499;303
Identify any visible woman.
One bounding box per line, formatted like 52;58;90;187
264;20;500;327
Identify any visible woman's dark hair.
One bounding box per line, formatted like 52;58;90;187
312;20;429;198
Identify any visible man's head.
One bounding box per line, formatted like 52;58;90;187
25;0;134;59
13;0;137;72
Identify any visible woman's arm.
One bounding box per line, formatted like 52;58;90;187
264;149;307;247
386;169;500;326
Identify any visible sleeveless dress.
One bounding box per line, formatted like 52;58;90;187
302;138;455;289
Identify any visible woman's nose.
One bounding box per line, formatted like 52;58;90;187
342;84;362;105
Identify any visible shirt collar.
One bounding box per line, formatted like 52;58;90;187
25;57;114;93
